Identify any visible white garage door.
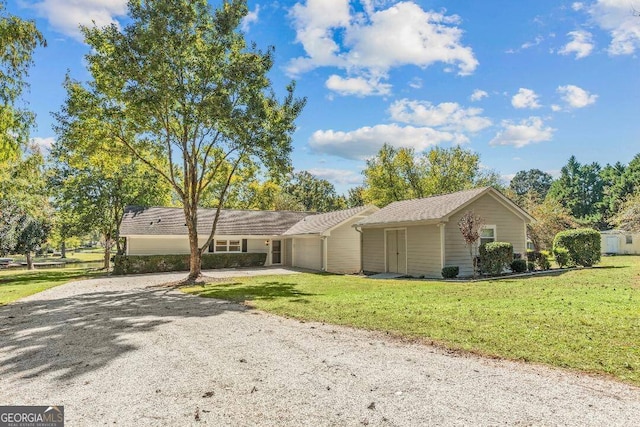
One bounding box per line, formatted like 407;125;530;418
294;238;322;271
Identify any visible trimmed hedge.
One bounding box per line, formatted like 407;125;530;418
113;253;267;275
479;242;514;276
510;259;527;273
526;250;551;270
553;228;601;267
442;266;459;279
553;247;570;268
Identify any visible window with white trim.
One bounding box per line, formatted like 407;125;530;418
213;239;241;253
626;235;633;245
479;226;496;246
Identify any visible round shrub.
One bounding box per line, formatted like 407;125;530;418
442;266;459;279
553;247;570;268
527;261;535;271
479;242;514;276
510;259;527;273
553;228;601;267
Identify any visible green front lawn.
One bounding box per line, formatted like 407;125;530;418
184;256;640;386
0;268;105;306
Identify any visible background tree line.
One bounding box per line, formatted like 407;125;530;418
2;0;638;275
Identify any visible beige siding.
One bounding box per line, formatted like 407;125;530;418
293;237;322;270
247;239;268;254
601;233;640;255
128;236;206;255
406;225;442;277
362;228;385;273
325;217;363;274
283;239;292;266
445;193;527;277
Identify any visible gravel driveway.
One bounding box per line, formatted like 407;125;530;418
1;270;639;426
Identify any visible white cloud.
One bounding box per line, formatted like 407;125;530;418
30;136;55;151
557;84;598;108
511;88;541;109
408;77;423;89
288;1;477;95
28;0;128;40
470;89;488;102
490;117;555;148
325;75;392;96
521;35;544;49
309;124;455;160
551;104;562;112
587;0;640;55
241;5;260;32
559;30;594;59
389;99;492;133
572;2;585;11
305;168;363;185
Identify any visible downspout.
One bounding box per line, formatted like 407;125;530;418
355;225;363;274
321;236;328;271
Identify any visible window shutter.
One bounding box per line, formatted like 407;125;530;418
242;239;247;252
209;240;214;253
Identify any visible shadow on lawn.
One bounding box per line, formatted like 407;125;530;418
0;286;244;382
192;281;313;303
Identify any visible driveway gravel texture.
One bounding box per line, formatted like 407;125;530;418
1;268;640;426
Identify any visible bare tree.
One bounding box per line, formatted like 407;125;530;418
458;210;485;278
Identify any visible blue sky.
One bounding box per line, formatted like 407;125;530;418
10;0;640;194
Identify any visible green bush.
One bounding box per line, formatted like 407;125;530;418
537;250;551;270
510;259;527;273
553;247;570;268
526;250;551;270
553;228;601;267
113;253;267;275
527;261;535;271
441;266;459;279
479;242;514;276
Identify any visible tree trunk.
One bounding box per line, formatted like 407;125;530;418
26;251;34;270
103;235;111;270
61;240;67;259
188;230;202;280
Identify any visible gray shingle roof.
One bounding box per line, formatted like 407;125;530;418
120;206;310;236
356;187;511;227
283;205;374;236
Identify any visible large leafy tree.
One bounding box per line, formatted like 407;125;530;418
611;192;640;232
362;144;422;206
600;155;640;227
284;171;346;212
0;147;51;269
65;0;304;280
363;144;501;207
509;169;553;202
524;197;577;251
0;2;45;162
547;156;604;226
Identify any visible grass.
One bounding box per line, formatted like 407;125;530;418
0;267;105;306
183;256;640;386
9;249;104;264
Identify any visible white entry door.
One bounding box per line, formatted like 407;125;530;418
386;230;406;274
606;236;619;253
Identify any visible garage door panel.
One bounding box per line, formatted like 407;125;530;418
294;238;322;271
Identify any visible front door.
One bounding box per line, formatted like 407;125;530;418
272;240;282;264
386;230;406;274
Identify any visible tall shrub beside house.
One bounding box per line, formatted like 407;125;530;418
458;210;485;278
479;242;513;276
553;228;601;267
